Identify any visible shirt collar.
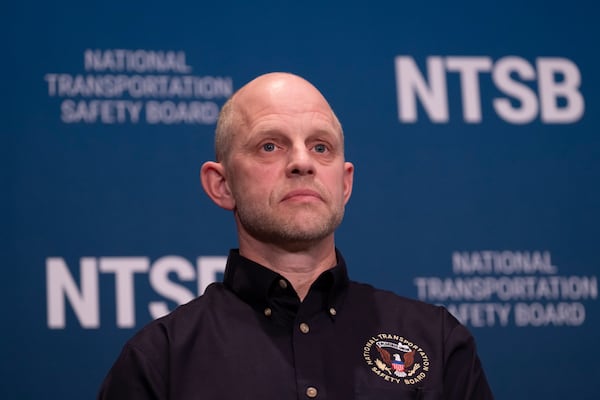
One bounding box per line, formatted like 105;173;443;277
223;248;350;321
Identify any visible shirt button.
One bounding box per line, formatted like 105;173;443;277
299;322;310;334
278;279;288;289
264;307;272;317
329;307;337;316
306;386;318;398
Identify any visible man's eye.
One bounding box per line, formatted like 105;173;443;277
314;143;328;153
262;143;276;152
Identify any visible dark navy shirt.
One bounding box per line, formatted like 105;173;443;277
98;249;493;399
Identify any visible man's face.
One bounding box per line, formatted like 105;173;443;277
223;75;354;248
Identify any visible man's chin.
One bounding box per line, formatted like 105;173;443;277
278;218;340;243
248;222;335;248
237;208;342;246
270;231;333;252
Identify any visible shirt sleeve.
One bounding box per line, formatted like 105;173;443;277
97;343;167;400
442;312;494;399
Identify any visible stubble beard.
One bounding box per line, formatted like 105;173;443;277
235;201;345;250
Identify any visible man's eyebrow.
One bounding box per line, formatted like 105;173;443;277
307;129;342;142
248;124;340;141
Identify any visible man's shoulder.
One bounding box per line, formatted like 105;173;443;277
126;282;229;347
346;280;460;328
348;279;436;307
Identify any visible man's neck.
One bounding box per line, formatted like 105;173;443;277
237;234;338;301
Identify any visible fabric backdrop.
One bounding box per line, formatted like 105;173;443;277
3;1;598;398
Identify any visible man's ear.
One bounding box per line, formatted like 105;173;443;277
200;161;235;210
342;161;354;205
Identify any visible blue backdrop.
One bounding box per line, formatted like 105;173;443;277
3;1;599;398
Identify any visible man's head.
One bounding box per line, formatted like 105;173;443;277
214;73;345;164
201;72;354;251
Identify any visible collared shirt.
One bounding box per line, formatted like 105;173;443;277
98;249;493;399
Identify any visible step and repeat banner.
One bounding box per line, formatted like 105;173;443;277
4;1;599;398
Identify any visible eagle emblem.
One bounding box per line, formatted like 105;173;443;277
362;333;429;385
376;345;416;377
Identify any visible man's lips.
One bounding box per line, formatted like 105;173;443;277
281;189;323;202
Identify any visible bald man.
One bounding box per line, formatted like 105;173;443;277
98;73;493;399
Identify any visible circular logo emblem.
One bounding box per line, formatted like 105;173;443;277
363;333;430;385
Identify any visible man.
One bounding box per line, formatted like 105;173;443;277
98;72;493;399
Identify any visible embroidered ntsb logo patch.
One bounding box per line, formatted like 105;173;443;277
363;333;430;385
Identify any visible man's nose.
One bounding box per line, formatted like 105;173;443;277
286;146;315;177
